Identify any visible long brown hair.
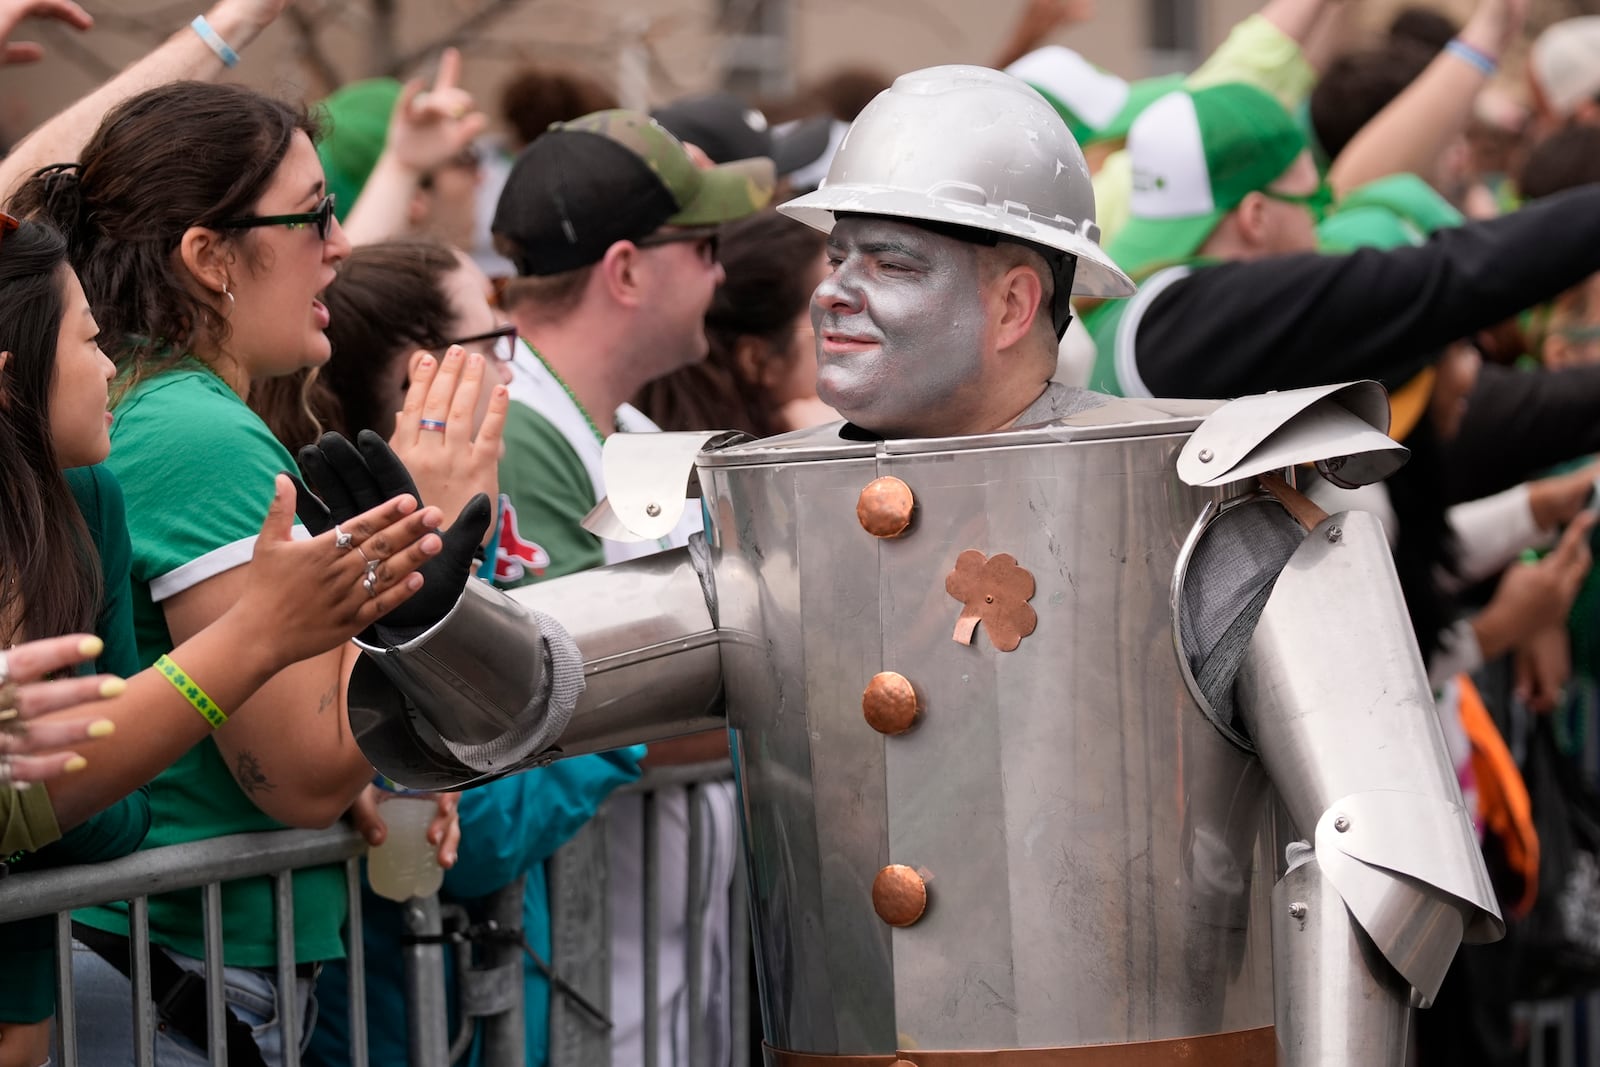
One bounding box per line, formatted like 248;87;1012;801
11;81;320;401
0;221;101;645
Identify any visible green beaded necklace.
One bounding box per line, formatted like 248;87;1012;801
528;344;605;446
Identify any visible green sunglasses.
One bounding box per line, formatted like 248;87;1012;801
218;194;337;241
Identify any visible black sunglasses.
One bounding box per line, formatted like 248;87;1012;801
217;194;337;241
441;323;519;363
634;226;720;263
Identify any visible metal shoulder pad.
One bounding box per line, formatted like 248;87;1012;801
582;430;746;543
1177;381;1408;490
348;578;583;791
1234;509;1503;1004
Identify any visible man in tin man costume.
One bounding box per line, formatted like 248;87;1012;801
310;65;1502;1066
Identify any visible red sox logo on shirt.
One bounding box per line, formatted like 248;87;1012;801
494;497;551;584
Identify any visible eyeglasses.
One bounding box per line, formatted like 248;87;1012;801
217;194;337;241
1261;181;1334;223
443;323;519;363
635;226;720;265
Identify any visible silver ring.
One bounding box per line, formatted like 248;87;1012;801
356;544;376;566
334;525;354;550
0;648;10;686
0;754;11;788
362;570;379;598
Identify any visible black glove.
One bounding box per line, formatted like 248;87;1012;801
295;430;493;636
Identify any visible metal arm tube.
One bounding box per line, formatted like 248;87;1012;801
1272;851;1411;1067
506;546;725;756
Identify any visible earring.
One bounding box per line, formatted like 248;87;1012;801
222;282;235;306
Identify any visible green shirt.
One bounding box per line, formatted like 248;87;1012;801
77;364;345;967
1;465;152;1023
492;400;605;587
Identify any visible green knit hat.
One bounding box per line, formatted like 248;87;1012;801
1108;83;1307;279
315;78;402;222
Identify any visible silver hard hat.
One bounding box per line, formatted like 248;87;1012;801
779;64;1134;299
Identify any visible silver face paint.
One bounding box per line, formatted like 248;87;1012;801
812;217;991;436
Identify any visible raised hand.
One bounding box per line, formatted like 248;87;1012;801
389;346;508;542
386;48;488;177
0;0;92;65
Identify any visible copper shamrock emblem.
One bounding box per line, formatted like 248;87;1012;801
944;550;1038;652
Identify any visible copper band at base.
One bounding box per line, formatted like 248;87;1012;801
763;1026;1276;1066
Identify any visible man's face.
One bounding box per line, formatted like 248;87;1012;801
812;217;990;436
1257;151;1322;256
636;227;726;375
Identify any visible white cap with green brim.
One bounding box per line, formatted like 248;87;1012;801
1108;83;1307;280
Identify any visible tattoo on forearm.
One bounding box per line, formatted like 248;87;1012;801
235;749;276;795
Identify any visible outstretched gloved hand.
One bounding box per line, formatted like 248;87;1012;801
296;431;493;637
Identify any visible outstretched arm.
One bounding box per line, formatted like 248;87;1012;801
1328;0;1526;196
0;0;292;204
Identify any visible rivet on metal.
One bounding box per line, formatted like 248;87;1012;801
645;502;662;518
862;672;920;736
1198;448;1214;463
1334;815;1350;833
856;476;915;539
1326;525;1343;543
1288;902;1308;920
872;864;928;927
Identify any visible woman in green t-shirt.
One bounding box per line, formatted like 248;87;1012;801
0;214;453;1064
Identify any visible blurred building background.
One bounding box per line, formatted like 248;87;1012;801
0;0;1593;147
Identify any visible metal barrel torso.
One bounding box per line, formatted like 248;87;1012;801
697;406;1279;1059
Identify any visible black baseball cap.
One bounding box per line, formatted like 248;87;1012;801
491;109;775;277
652;92;833;176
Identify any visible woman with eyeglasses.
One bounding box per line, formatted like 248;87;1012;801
0;209;450;1066
10;81;505;1066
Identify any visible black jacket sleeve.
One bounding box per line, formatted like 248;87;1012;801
1132;184;1600;399
1442;362;1600;504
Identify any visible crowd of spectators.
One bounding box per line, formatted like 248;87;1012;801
5;0;1600;1063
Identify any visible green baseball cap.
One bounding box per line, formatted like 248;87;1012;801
1108;83;1308;280
1089;73;1185;146
492;108;775;276
1005;45;1131;145
315;78;403;223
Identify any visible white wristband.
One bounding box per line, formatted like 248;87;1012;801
190;15;240;68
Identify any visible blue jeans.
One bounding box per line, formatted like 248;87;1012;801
64;940;317;1067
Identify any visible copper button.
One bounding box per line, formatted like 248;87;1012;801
873;864;928;927
857;477;914;538
862;672;920;735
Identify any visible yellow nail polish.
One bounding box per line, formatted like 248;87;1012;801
78;636;104;658
88;720;116;738
0;708;17;722
99;678;126;698
64;756;88;773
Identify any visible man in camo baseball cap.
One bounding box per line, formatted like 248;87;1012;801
492;108;775;276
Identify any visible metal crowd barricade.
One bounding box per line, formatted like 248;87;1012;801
546;759;749;1067
0;826;370;1067
0;758;748;1067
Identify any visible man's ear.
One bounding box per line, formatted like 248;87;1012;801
177;225;235;299
1233;192;1270;248
992;264;1046;351
598;241;644;308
